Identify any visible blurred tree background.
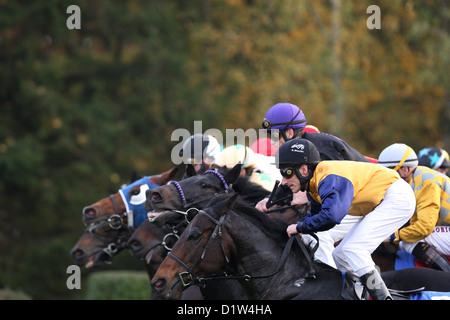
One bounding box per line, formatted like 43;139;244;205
0;0;448;299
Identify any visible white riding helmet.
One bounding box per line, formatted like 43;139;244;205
180;134;222;164
378;143;418;170
214;144;256;169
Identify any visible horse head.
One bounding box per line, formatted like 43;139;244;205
72;167;178;268
151;193;240;299
70;218;134;268
127;210;189;272
82;166;178;227
144;164;241;214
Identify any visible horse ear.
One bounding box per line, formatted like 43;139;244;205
168;166;179;180
129;170;141;183
152;166;180;185
213;193;238;215
224;193;239;213
185;164;197;177
224;163;241;185
196;162;207;174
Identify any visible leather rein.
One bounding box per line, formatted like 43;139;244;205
84;195;131;261
166;208;319;299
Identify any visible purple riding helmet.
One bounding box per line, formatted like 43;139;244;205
262;103;307;131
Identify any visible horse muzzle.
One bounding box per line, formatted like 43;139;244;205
151;274;186;300
145;189;165;210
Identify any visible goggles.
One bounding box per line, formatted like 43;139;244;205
280;167;296;179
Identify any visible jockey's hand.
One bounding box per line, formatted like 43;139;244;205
255;198;269;212
286;224;301;237
291;190;309;206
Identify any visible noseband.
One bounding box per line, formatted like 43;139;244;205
166;210;230;287
83;195;132;262
165;208;320;299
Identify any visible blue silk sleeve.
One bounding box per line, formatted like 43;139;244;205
297;174;354;233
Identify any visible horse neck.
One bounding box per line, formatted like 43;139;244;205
224;211;313;299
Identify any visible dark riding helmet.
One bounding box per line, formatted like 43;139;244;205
262;103;307;131
418;147;450;170
276;139;321;169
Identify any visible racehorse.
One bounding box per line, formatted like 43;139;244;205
151;193;450;300
145;164;268;215
71;167;178;268
127;211;186;274
71;216;135;268
82;167;178;226
135;163;270;300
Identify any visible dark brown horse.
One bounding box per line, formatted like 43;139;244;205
131;164;270;300
71;217;134;268
151;193;450;300
127;211;185;272
71;167;178;267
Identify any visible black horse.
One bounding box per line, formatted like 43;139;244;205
151;193;450;300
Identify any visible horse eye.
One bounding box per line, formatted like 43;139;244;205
200;182;209;189
188;228;202;241
130;189;140;196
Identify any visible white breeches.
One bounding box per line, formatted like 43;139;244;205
399;226;450;256
332;179;415;277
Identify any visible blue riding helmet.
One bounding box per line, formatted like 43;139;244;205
262;103;307;131
118;176;160;228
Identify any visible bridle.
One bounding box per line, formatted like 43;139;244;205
166;210;230;287
166;208;319;299
147;169;231;256
169;170;232;210
84;195;132;262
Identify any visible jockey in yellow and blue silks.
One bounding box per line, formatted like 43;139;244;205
278;139;415;300
378;143;450;271
257;103;375;269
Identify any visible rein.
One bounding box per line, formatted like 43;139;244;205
167;208;319;299
83;195;132;262
167;211;229;287
264;204;307;223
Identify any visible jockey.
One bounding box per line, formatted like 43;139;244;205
256;102;370;268
280;139;415;300
261;102;369;161
378;143;450;271
214;144;276;191
179;134;222;173
418;146;450;176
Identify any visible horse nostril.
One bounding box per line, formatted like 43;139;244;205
151;191;164;203
152;277;167;291
83;206;97;218
71;248;84;258
128;239;142;251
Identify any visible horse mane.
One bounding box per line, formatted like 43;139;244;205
230;196;290;244
216;167;270;205
234;176;270;199
226;196;334;272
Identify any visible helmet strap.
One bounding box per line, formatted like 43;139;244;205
294;167;312;192
393;146;414;171
281;130;289;142
280;128;302;142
